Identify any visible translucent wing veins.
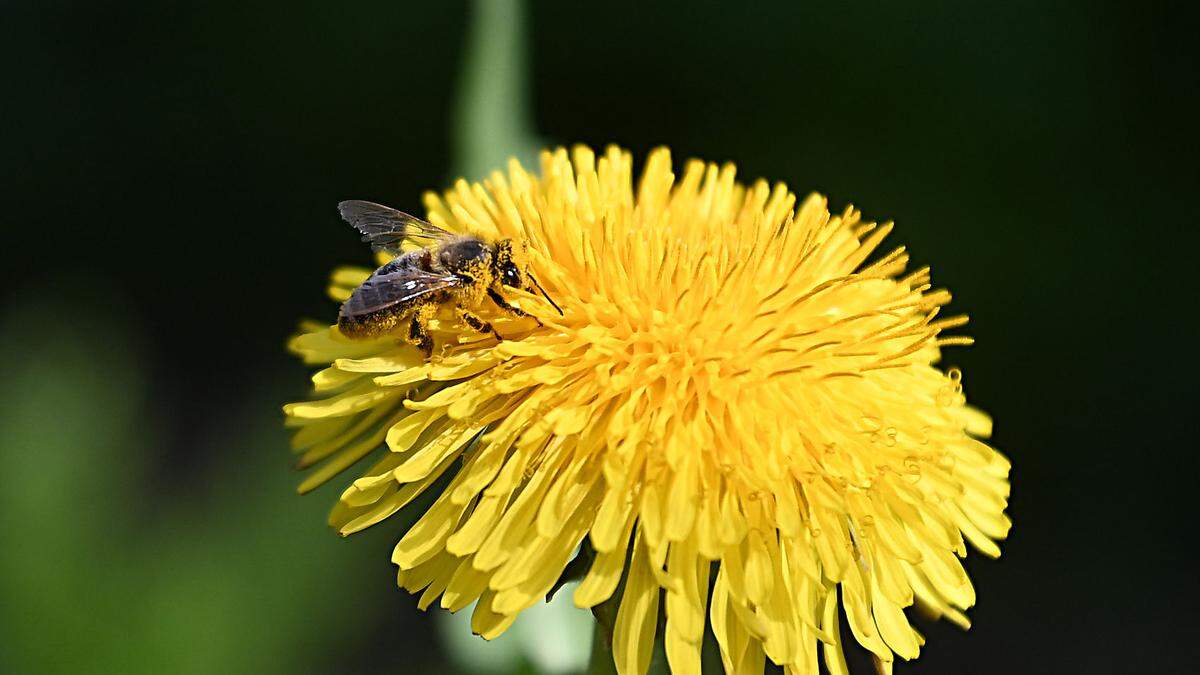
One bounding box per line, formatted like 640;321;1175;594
337;200;454;254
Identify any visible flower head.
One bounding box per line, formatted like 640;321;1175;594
284;145;1011;674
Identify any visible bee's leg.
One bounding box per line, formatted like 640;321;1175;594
456;306;504;342
408;308;434;357
487;288;543;327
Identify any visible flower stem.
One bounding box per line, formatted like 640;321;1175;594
585;596;670;675
585;617;618;675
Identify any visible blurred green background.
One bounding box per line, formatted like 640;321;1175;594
2;1;1197;673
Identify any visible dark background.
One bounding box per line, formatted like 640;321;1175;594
3;1;1198;673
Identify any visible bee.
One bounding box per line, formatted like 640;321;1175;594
335;200;561;356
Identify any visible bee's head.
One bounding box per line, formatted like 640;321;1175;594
493;240;523;288
492;239;564;316
499;263;522;288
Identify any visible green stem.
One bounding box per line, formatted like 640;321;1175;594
452;0;540;180
585;597;670;675
585;617;618;675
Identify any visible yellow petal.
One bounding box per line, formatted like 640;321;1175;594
338;451;459;535
384;408;443;453
664;456;698;541
821;587;850;675
574;513;634;608
391;492;471;569
710;571;741;674
470;590;518;640
472;451;565;571
446;491;508;556
283;383;399;419
665;626;701;675
441;556;490;612
663;537;708;643
613;531;661;675
390;424;480;483
840;561;893;662
311;366;362;392
297;415;393;494
591;484;634;553
870;569;920;660
743;531;775;607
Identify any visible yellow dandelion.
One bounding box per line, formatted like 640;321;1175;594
284;145;1011;674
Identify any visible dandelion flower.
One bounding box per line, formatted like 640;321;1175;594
284;145;1011;674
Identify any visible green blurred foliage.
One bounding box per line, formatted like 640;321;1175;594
0;298;375;674
0;295;587;675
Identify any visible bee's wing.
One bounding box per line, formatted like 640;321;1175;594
339;268;463;319
337;200;455;254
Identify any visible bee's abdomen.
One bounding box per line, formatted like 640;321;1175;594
337;305;408;339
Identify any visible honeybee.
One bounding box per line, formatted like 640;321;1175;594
335;200;561;355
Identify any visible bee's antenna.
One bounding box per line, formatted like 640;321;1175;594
527;272;563;316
